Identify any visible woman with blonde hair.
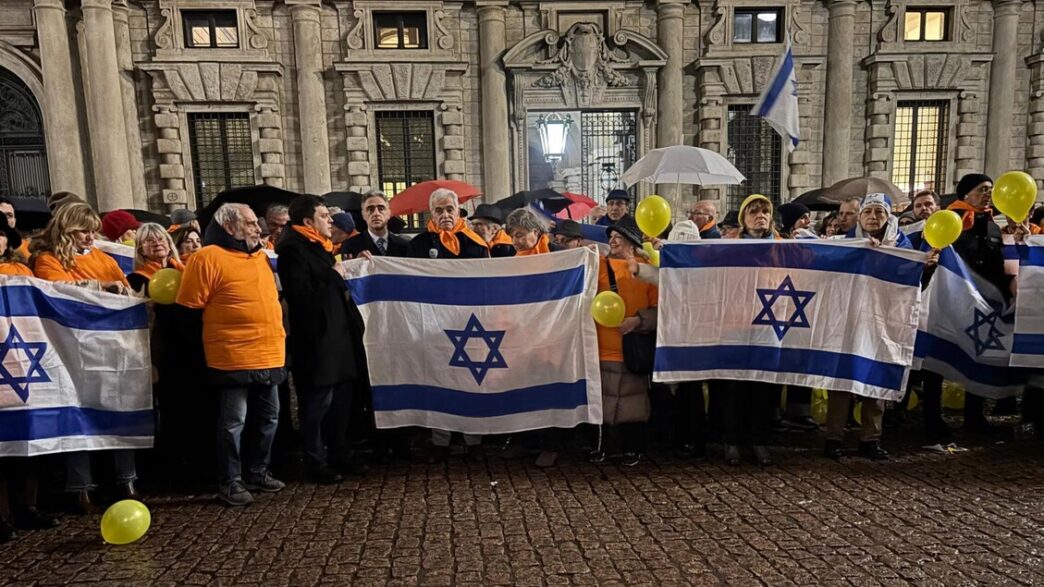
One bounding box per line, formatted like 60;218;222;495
127;223;183;295
31;202;129;293
30;202;137;513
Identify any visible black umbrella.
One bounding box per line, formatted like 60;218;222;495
322;191;364;212
198;184;301;228
790;188;839;212
123;209;171;229
9;197;51;232
495;188;572;214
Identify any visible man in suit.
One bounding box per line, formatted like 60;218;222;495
344;191;408;258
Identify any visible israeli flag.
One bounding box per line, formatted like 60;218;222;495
1012;235;1044;367
344;248;602;434
94;240;135;274
915;247;1024;398
0;276;153;456
654;240;926;401
751;36;800;151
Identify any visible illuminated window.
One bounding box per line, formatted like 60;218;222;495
734;9;784;44
373;13;428;49
904;8;949;41
182;10;238;49
376;111;435;228
726;105;782;211
891;101;949;195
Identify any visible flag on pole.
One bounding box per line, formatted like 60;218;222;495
1012;235;1044;367
654;240;925;401
344;248;603;434
914;247;1024;398
0;276;153;456
751;36;800;151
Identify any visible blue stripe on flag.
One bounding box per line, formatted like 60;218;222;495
754;49;794;119
0;407;153;442
371;381;589;417
915;331;1024;387
348;265;586;306
1003;244;1020;261
661;242;923;287
0;285;148;331
1023;246;1044;266
1013;333;1044;356
654;345;907;392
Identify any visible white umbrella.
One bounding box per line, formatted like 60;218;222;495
622;145;746;187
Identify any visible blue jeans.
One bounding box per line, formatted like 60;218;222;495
65;450;137;492
217;385;279;485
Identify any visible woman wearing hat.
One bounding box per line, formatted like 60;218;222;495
471;203;515;257
591;217;657;466
843;193;911;249
101;210;142;244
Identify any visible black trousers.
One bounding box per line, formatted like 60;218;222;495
722;381;776;446
674;381;707;447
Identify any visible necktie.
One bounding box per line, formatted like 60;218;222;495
375;237;386;255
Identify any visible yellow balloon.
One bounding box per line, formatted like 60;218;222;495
942;383;965;410
923;210;963;249
641;242;660;267
853;401;862;426
591;290;626;327
907;390;919;411
811;389;828;425
101;500;151;545
148;268;182;305
993;171;1037;223
635;195;672;238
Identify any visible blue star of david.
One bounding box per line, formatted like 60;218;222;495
752;275;816;341
0;325;50;403
444;314;507;385
965;308;1006;356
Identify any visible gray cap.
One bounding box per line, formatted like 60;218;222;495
170;208;197;224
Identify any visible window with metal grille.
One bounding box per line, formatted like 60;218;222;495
187;113;255;209
726;105;782;212
580;111;637;205
373;12;428;49
376;111;435;227
904;8;949;42
182;10;238;49
734;8;784;44
891;101;949;195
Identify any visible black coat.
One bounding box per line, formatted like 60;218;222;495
276;227;364;388
952;212;1011;301
700;226;722;239
406;231;490;260
343;230;409;258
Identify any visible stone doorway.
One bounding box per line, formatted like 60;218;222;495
0;68;49;200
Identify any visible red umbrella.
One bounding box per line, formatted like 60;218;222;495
555;192;599;220
390;180;482;216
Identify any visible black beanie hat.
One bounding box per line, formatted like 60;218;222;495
777;202;811;232
955;173;992;199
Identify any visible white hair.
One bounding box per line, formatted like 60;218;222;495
428;188;459;210
505;208;549;235
213;203;250;228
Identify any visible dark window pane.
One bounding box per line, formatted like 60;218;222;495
182;10;238;49
726;105;781;212
734;13;753;43
188;113;255;209
373;12;427;49
756;12;780;42
376;111;435;228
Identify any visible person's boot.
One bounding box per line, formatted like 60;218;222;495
118;480;141;500
0;517;17;543
724;444;742;466
752;445;773;466
308;464;343;485
858;441;889;460
72;490;99;515
823;440;844;460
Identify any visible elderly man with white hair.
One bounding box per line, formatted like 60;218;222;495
406;188;490;260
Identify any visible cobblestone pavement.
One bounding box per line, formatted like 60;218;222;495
2;434;1044;586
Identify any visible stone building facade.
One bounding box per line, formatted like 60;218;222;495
0;0;1042;215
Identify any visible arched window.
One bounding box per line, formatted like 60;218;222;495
0;68;49;199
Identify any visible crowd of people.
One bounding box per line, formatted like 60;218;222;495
1;173;1043;542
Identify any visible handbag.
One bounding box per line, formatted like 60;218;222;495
605;258;656;375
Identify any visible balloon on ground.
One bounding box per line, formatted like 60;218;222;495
101;499;151;545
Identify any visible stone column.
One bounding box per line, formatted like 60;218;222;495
80;0;134;211
111;0;147;207
821;0;858;187
289;1;331;194
984;0;1023;177
477;0;511;200
32;0;87;197
656;0;686;201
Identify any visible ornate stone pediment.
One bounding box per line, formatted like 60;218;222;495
151;0;271;62
334;62;468;103
862;53;992;92
139;62;282;107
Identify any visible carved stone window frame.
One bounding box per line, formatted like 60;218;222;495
344;0;456;58
153;0;271;63
531;2;621;36
875;0;975;54
885;91;960;189
702;0;810;57
178;103;264;208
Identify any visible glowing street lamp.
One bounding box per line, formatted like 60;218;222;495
537;113;573;165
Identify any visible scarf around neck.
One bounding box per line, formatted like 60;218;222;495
426;218;487;256
135;257;185;280
514;233;551;257
291;225;334;254
947;199;991;232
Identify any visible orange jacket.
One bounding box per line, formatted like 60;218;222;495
596;257;658;363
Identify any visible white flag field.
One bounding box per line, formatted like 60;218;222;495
1013;235;1044;368
344;248;603;434
654;240;926;401
914;247;1026;398
0;276;153;457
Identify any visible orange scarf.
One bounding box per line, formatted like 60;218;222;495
515;233;551;256
167;223;181;234
292;225;334;253
948;199;991;232
489;229;514;248
699;220;717;233
426;218;488;256
135;258;185;280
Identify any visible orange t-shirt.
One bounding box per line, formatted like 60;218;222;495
176;245;285;371
32;249;130;286
596;257;658;363
0;261;33;276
